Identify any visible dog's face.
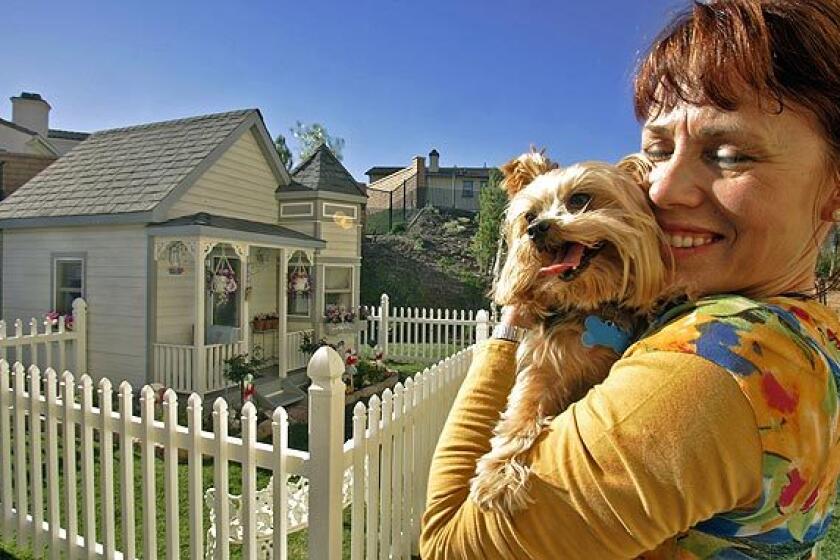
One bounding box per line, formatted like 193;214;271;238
493;155;669;315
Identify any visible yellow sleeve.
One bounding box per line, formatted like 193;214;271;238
419;340;764;560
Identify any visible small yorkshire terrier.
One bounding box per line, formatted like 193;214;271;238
469;150;679;515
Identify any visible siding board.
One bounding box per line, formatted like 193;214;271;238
167;128;279;224
1;226;148;387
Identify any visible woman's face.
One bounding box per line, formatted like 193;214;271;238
641;99;838;298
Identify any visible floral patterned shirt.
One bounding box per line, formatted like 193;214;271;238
629;295;840;559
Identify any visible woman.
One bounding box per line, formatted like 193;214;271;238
420;1;840;559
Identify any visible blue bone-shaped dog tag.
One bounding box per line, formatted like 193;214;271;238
581;315;632;354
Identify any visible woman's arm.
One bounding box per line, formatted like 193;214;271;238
419;340;764;560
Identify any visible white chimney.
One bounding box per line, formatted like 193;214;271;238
11;92;50;138
429;148;440;173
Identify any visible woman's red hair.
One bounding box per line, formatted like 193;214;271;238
634;0;840;158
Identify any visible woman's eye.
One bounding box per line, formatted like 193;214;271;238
524;211;537;223
642;145;672;162
707;147;752;167
567;193;591;212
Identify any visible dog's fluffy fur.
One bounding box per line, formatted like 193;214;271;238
468;150;678;515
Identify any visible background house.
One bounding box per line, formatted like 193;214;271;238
0;92;89;199
0;108;365;397
365;148;490;218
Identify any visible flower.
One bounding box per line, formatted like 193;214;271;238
45;311;74;331
325;304;367;324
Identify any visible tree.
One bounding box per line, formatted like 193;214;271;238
291;121;346;162
470;168;508;275
274;133;293;170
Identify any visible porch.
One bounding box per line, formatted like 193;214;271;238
148;213;324;395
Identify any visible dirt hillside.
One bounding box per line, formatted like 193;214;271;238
360;207;493;310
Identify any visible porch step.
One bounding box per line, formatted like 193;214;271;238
254;377;306;409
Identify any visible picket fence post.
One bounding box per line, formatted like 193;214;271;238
379;293;390;359
72;298;88;374
307;345;346;560
476;310;490;343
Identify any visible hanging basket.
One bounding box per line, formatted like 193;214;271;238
207;250;238;306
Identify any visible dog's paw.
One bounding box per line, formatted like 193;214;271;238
469;459;534;515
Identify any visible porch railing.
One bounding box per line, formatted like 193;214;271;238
205;342;244;392
286;329;314;372
152;341;243;394
152;343;195;393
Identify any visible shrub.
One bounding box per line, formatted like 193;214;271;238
470;168;507;274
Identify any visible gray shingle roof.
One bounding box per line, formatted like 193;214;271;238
152;212;325;246
285;144;366;197
0;109;255;219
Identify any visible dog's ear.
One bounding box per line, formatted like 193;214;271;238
499;149;557;198
616;153;654;188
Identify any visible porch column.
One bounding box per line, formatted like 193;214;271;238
238;245;250;358
277;248;289;378
193;239;206;395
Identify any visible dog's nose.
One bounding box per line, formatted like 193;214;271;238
527;220;551;242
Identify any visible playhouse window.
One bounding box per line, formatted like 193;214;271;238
323;266;353;312
53;258;84;315
287;251;312;318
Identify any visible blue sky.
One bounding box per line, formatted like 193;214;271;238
2;0;687;180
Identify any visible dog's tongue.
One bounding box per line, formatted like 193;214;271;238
538;243;585;277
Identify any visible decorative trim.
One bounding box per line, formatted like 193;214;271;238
275;190;366;204
322;202;357;220
200;240;218;259
231;243;250;259
280;202;314;218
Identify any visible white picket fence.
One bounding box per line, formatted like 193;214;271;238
0;315;486;559
0;298;87;377
361;293;498;362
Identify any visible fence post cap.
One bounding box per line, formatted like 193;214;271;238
381;293;389;303
118;380;133;396
187;393;203;410
99;377;113;393
72;298;87;313
307;345;345;382
476;309;489;321
241;401;257;420
272;406;287;424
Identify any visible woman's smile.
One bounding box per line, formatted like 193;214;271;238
643;100;834;297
